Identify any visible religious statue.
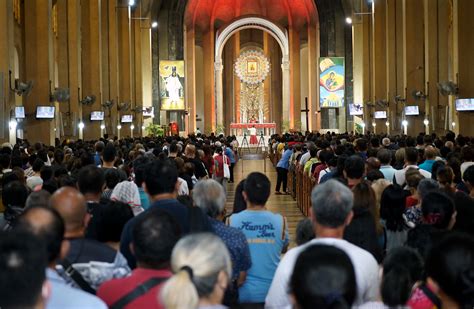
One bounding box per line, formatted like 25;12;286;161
164;66;183;105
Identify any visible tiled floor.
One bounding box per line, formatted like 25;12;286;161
225;157;305;248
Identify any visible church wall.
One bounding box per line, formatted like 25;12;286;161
300;45;309;132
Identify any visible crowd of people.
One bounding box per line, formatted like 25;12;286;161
0;129;472;309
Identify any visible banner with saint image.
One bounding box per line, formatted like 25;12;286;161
159;60;185;110
319;57;345;108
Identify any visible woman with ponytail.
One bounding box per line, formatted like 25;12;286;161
160;233;232;309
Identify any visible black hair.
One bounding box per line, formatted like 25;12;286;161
356;138;368;152
463;165;474;185
54;166;69;178
104;168;121;190
426;233;474;308
244;172;270;205
405;147;418;164
2;181;28;209
232;179;247;214
0;230;47;308
0;154;11;169
290;244;356;309
32;158;45;172
366;170;384;182
295;218;314;246
431;160;446;180
144;159;178;196
380;185;408;231
421;191;455;229
77;165;105;195
132;209;181;268
381;247;424;306
133;156;151;188
102;143;117;163
40;165;53;182
16;206;65;263
95;200;134;243
344;155;365;179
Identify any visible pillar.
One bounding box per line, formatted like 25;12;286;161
454;0;474;135
81;0;102;140
403;0;425;135
117;3;131;136
0;0;14;141
24;0;54;145
203;30;215;133
263;32;271;124
132;10;143;137
308;25;319;132
141;20;152;135
185;28;196;134
372;0;387;131
57;0;81;139
233;33;241;123
289;28;300;130
385;0;397;134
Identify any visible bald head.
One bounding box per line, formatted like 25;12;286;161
366;157;381;172
50;187;87;234
17;207;65;263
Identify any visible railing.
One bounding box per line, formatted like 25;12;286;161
288;167;316;217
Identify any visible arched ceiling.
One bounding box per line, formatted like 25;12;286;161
184;0;318;33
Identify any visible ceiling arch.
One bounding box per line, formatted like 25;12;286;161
185;0;318;32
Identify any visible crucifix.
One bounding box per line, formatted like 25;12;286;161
301;97;310;132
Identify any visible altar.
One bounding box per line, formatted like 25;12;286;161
230;122;277;136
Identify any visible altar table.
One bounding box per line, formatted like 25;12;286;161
230;123;277;136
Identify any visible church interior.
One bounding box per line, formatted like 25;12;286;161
1;0;473;144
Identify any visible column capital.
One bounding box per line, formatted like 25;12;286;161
281;57;290;70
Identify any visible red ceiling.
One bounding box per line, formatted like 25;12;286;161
185;0;318;32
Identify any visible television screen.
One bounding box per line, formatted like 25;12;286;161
349;104;363;116
405;106;419;116
36;106;55;119
143;107;154;117
374;111;387;119
90;111;104;121
15;106;25;119
455;98;474;111
121;115;133;123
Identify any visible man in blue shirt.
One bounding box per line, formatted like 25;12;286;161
419;146;437;173
377;149;396;182
133;156;151;210
229;172;289;304
275;145;292;194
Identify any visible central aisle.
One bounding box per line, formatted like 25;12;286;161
225;157;305;248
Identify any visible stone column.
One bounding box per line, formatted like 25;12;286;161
0;0;14;141
453;0;474;135
233;33;241;123
141;21;152;135
372;0;387;131
385;0;397;134
281;55;290;131
203;30;215;133
185;27;196;134
308;25;319;132
215;61;224;129
117;3;131;136
24;0;54;145
106;0;119;135
289;28;301;131
403;0;425;135
81;0;102;140
132;11;144;137
263;32;271;124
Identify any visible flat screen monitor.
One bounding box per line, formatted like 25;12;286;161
36;106;55;119
349;104;363;116
90;111;104;121
143;107;154;117
455;98;474;111
121;115;133;123
374;111;387;119
405;106;420;116
15;106;25;119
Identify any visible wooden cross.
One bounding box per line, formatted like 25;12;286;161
301;97;310;132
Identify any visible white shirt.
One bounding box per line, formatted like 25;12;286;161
393;165;431;186
299;151;311;167
461;161;474;177
249;127;257;136
265;238;380;308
